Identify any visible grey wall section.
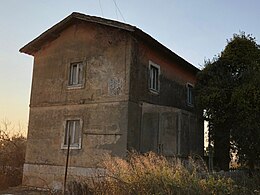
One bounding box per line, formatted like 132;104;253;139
127;101;142;151
26;102;128;167
24;101;128;189
141;112;159;153
127;38;203;157
127;102;204;157
160;112;178;155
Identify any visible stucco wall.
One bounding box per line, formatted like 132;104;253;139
129;39;196;111
30;22;131;106
24;22;131;189
128;102;204;156
127;38;203;155
23;19;203;190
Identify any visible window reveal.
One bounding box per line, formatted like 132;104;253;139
63;120;81;148
149;62;160;92
69;62;83;86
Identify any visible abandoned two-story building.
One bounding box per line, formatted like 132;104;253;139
20;12;204;189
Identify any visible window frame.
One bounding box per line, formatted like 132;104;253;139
61;119;83;150
186;83;194;107
68;61;84;89
149;61;160;93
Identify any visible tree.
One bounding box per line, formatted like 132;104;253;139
196;32;260;171
231;70;260;171
0;119;27;190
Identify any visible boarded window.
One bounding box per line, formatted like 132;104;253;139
141;113;159;153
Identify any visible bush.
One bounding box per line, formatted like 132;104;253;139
0;120;27;190
67;152;254;194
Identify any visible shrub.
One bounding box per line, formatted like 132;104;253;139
67;152;252;194
0;120;27;190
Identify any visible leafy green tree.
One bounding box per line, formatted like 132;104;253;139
196;33;260;171
231;70;260;171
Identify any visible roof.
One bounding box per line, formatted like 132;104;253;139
20;12;199;73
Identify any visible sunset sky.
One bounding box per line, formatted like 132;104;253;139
1;0;260;133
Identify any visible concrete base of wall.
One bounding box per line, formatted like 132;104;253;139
22;163;105;190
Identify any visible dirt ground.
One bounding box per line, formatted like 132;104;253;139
0;186;59;195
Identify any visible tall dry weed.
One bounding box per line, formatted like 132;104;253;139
68;152;251;194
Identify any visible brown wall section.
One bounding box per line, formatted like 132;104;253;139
30;22;131;107
138;42;196;84
24;22;133;188
127;37;203;156
129;39;196;111
22;16;203;189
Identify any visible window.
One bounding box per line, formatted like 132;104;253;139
63;120;82;149
69;62;83;87
149;61;160;92
187;83;194;106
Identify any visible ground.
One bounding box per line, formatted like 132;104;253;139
0;186;57;195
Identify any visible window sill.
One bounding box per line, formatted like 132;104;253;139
67;84;84;90
187;103;194;107
61;145;81;150
149;88;160;95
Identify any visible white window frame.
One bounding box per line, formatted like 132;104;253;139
186;83;194;107
149;61;160;93
68;62;84;88
61;119;82;149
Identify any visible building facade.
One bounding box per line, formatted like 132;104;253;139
20;12;203;190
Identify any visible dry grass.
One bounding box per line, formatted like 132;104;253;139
67;152;260;195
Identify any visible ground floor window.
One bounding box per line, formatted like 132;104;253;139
62;119;82;149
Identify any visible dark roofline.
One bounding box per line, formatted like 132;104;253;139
19;12;135;55
20;12;199;73
133;28;199;73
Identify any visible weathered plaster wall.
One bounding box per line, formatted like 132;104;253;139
24;102;128;189
23;19;203;189
129;39;196;111
127;38;203;156
24;22;132;189
30;22;130;106
23;164;105;190
26;103;128;167
128;102;204;156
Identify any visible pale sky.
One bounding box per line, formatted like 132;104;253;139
0;0;260;133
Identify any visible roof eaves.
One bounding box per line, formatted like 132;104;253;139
19;12;136;56
19;12;200;73
71;12;135;32
19;14;75;55
134;28;200;73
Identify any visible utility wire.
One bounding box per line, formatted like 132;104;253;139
114;0;118;20
112;0;126;22
99;0;104;17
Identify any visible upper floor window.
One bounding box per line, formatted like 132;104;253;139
69;62;83;87
187;83;194;106
62;119;82;149
149;61;160;93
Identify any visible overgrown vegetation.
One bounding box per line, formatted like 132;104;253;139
196;32;260;171
0;119;27;190
67;152;260;194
